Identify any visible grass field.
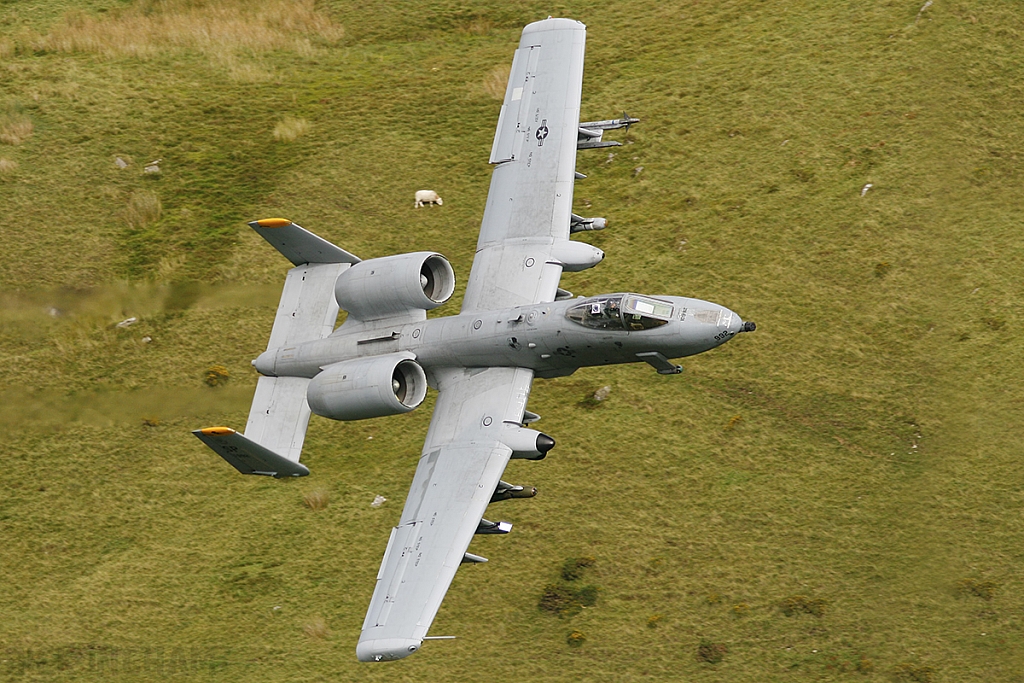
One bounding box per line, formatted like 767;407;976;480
2;1;1023;680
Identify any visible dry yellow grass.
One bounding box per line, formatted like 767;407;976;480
0;116;33;145
226;60;272;83
33;0;343;60
273;116;310;142
123;190;162;229
0;158;17;175
302;488;329;511
303;616;330;640
483;64;510;100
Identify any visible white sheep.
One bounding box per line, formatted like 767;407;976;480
414;190;443;208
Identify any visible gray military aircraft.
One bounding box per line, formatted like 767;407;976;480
194;17;754;662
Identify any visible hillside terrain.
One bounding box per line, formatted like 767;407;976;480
1;1;1022;681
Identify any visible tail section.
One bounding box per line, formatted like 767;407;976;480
194;219;360;477
249;218;360;267
192;427;309;477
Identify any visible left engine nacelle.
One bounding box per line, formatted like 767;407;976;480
335;252;455;322
307;353;428;421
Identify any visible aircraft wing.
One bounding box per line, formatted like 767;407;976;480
358;18;588;660
357;366;534;661
461;18;587;314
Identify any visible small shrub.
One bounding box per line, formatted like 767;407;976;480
874;261;892;277
856;657;874;673
303;616;330;640
957;578;997;600
893;663;935;682
541;557;600;616
646;614;663;628
566;630;586;647
303;488;329;511
805;598;827;617
273;116;310;142
696;640;727;664
539;583;598;617
779;595;828;617
575;584;599;607
205;365;230;386
141;416;161;427
539;583;580;617
779;595;800;616
561;556;595;581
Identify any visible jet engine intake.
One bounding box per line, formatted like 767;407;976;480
335;252;455;322
307;352;427;421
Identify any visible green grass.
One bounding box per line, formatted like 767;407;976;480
2;0;1023;680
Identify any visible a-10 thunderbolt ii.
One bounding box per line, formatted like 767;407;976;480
194;17;755;662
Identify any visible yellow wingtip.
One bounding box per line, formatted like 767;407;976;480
255;218;292;228
201;426;236;436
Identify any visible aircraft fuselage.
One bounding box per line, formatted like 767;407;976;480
255;293;750;383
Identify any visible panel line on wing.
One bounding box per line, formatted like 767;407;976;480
373;521;420;627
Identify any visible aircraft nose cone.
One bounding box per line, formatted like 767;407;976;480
723;308;743;335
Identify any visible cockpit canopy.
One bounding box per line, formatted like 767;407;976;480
566;294;674;331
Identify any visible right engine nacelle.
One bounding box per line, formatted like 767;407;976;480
307;353;428;421
335;252;455;323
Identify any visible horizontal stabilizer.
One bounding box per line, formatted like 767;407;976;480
249;218;361;266
192;427;309;478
